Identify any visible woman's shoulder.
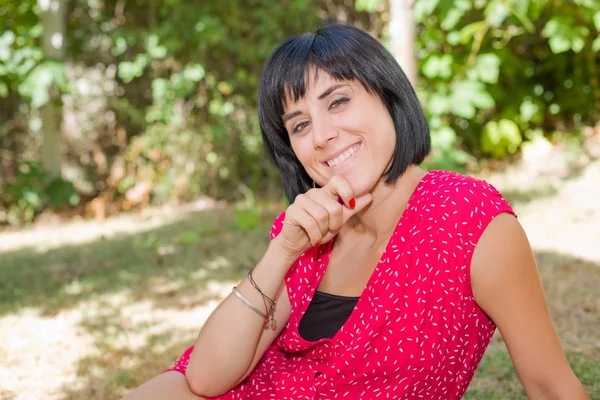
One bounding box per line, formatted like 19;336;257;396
426;169;500;195
420;169;516;219
424;170;509;204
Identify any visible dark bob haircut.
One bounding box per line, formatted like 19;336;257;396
258;22;430;203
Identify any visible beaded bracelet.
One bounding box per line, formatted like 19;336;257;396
248;267;277;329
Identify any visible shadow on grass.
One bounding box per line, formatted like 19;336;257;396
465;349;600;399
0;207;279;317
62;247;599;400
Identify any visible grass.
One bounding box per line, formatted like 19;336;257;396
464;349;600;399
0;201;599;399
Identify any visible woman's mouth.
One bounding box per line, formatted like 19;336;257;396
326;143;361;168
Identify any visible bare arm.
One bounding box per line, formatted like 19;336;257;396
471;213;589;400
186;235;294;397
185;176;373;397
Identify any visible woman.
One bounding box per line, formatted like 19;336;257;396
122;23;589;399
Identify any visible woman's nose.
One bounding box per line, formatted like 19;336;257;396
312;120;339;148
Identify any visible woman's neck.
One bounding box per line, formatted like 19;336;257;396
341;165;428;245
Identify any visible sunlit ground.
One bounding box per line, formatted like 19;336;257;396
0;163;599;400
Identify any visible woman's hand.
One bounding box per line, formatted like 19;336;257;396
276;175;373;259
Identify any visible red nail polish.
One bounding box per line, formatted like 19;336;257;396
337;196;344;205
349;198;356;208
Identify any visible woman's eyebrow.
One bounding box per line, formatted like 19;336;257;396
317;84;349;100
283;110;302;123
283;84;350;122
283;83;350;124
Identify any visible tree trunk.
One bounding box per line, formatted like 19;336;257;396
389;0;417;87
38;0;66;181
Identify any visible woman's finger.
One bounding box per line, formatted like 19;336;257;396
295;192;329;238
320;175;355;207
287;201;324;246
307;189;344;233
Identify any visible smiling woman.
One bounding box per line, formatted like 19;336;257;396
258;23;430;203
121;23;589;400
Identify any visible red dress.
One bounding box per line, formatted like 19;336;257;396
168;170;516;399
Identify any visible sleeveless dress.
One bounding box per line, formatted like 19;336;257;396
168;170;516;399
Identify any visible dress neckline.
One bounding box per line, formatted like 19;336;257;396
314;290;360;301
294;170;434;345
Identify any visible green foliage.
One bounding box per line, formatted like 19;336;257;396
18;60;69;108
355;0;385;12
1;160;79;224
542;16;590;54
415;0;600;162
481;119;522;158
234;207;261;232
0;1;43;101
0;0;70;108
2;0;599;224
67;0;320;204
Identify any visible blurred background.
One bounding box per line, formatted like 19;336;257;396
0;0;599;399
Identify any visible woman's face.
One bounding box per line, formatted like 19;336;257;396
283;70;396;196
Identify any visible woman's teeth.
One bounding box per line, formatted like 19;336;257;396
327;143;360;167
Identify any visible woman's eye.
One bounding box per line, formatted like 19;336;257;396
329;97;349;110
293;121;310;133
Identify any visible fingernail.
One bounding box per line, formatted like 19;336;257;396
349;198;356;208
337;196;344;205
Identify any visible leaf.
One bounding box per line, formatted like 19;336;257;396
118;59;146;83
152;78;169;101
414;0;441;22
542;19;560;37
146;34;167;59
18;61;67;108
571;37;585;53
441;0;472;31
112;37;128;57
46;178;79;208
574;0;600;9
450;80;494;118
447;31;461;45
594;12;600;31
548;36;571;54
431;126;457;150
481;119;522;158
355;0;384;12
592;36;600;52
422;54;453;79
183;63;205;82
0;82;8;98
428;93;451;115
22;189;43;208
451;102;476;119
484;0;509;28
0;31;15;61
469;53;500;84
459;21;485;44
542;17;590;54
471;89;494;109
511;9;535;33
519;98;540;122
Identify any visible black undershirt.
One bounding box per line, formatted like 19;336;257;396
298;290;360;342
